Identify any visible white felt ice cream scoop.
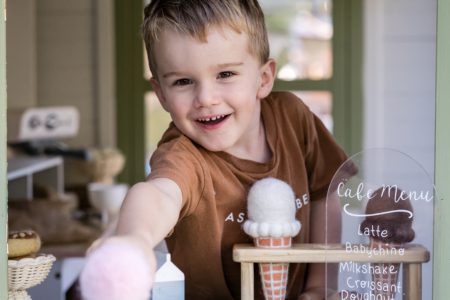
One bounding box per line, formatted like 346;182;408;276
243;177;301;238
243;178;301;300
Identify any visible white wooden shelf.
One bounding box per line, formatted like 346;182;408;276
7;156;64;199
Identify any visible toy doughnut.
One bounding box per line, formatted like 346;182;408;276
8;230;42;258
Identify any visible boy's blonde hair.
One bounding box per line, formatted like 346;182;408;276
142;0;270;79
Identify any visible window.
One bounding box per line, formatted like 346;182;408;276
261;0;334;131
142;0;341;166
116;0;362;182
262;0;333;81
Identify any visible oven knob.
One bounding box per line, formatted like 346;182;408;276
45;114;58;130
28;115;41;129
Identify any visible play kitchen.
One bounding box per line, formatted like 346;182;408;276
6;106;130;299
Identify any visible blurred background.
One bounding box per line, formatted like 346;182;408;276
6;0;436;183
4;0;437;299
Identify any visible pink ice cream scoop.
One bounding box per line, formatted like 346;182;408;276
80;241;154;300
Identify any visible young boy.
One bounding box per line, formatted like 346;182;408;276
83;0;348;299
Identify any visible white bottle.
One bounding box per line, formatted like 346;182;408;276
150;253;184;300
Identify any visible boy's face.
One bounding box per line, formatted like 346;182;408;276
151;27;275;156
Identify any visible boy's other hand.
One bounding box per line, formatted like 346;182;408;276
299;286;325;300
299;287;344;300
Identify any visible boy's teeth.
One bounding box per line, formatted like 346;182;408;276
199;115;225;122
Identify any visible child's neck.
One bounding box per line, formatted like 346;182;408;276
227;120;272;163
254;122;272;163
256;140;272;163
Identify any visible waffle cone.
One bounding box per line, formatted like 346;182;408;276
254;237;291;300
369;238;402;299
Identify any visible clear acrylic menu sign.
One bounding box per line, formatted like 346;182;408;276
326;149;434;300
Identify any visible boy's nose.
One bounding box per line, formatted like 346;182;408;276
194;83;220;108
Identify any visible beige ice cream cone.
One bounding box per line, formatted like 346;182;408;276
254;236;292;300
370;238;402;300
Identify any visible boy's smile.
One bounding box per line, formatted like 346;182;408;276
151;26;275;162
196;114;231;129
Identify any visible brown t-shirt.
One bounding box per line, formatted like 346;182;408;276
149;91;349;300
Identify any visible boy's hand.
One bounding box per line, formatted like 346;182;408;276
299;287;343;300
303;194;341;299
299;287;325;300
86;217;119;255
80;235;157;300
85;237;104;255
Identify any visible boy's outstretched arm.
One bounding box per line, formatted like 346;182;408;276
299;192;341;300
80;178;182;300
116;178;182;251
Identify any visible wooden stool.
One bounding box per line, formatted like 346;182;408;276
233;243;429;300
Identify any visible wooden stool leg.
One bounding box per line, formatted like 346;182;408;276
403;263;422;300
241;262;254;300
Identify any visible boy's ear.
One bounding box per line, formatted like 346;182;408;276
257;59;276;99
150;78;169;112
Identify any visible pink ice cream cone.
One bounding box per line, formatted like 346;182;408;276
243;178;301;300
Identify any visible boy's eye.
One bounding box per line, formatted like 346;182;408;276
173;78;193;86
217;71;235;79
